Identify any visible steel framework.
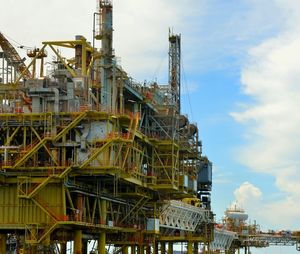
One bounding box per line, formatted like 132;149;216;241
0;1;213;254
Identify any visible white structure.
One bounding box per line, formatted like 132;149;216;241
159;200;211;231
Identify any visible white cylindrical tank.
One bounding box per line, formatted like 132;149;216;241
226;210;248;221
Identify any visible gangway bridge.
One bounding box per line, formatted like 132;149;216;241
211;223;300;253
248;232;300;248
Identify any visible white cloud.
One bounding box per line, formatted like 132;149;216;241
234;181;262;207
0;0;207;81
0;0;282;84
233;182;300;230
262;196;300;229
232;0;300;229
113;0;208;81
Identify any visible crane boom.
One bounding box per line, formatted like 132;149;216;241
0;32;31;80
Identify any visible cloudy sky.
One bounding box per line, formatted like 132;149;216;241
2;0;300;253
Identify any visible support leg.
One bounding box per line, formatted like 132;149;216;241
187;242;193;254
98;232;106;254
74;230;83;254
0;234;6;254
123;246;129;254
168;242;173;254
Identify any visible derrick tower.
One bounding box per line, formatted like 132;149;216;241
168;31;181;113
0;1;213;254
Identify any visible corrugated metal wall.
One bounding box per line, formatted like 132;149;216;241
0;183;64;225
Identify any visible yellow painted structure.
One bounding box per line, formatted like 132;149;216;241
0;1;214;253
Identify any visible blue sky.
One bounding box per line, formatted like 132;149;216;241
2;0;300;253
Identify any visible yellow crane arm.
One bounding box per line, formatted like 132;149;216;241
0;32;31;79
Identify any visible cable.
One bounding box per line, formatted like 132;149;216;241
181;59;194;122
152;53;167;82
0;31;33;50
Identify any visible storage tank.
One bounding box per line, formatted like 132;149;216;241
225;209;248;221
188;124;197;137
178;114;188;128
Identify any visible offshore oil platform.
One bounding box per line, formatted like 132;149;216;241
0;1;214;253
2;1;300;254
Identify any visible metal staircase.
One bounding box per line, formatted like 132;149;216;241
211;228;238;251
13;137;50;168
159;200;212;231
53;111;88;142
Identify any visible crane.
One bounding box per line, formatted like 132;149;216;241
0;32;31;81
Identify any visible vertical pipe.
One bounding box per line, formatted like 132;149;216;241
76;194;84;221
131;245;136;254
74;230;83;254
81;39;87;76
40;51;44;78
98;199;107;254
100;199;107;224
153;241;158;254
62;134;66;166
32;58;36;79
161;242;166;254
75;36;82;71
6;59;8;85
207;243;211;254
92;13;96;75
43;234;51;253
1;53;4;83
60;242;67;254
193;242;198;254
14;65;16;82
138;244;144;254
31;245;38;254
112;63;117;112
83;240;88;254
146;245;151;254
120;80;124;113
123;246;129;254
99;1;113;111
4;148;8;165
10;64;12;82
23;126;27;147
